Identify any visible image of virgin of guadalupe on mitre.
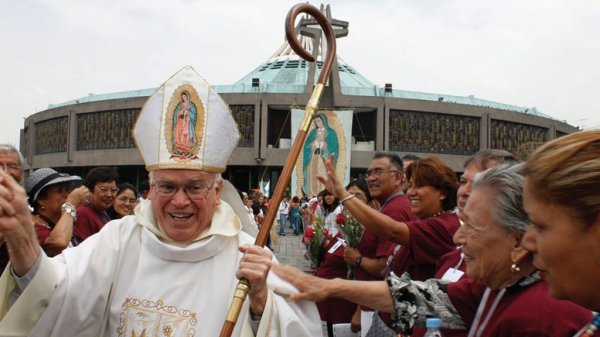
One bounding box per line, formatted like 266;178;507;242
133;65;257;237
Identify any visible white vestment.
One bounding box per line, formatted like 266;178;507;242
0;200;322;337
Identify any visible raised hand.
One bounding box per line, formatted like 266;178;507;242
66;185;90;208
316;153;346;198
0;171;33;235
0;171;40;276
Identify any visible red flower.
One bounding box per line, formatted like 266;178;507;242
305;227;314;237
336;213;347;225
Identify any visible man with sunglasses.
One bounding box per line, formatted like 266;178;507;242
0;66;320;337
73;166;119;242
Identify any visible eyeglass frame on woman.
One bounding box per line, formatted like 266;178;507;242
117;196;138;205
364;169;400;179
152;180;217;200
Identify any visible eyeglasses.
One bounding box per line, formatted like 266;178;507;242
0;163;21;172
117;196;138;205
152;180;216;200
364;169;400;179
96;186;119;195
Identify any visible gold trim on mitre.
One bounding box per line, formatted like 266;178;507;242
145;162;226;173
133;65;240;172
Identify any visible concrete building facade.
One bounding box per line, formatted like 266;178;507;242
20;5;577;193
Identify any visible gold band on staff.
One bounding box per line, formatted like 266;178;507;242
300;83;325;132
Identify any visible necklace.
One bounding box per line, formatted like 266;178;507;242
429;209;453;218
576;314;600;337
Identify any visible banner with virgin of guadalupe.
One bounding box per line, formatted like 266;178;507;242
290;109;353;198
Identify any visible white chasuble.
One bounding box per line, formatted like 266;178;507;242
0;201;321;337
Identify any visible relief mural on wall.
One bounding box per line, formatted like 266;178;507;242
389;110;480;155
230;105;255;148
77;109;139;151
35;117;68;154
490;119;547;156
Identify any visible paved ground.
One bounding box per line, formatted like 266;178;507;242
271;223;312;273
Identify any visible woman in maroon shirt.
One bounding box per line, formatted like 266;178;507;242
26;168;89;256
522;130;600;336
316;179;372;337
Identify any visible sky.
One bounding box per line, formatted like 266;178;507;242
2;0;599;148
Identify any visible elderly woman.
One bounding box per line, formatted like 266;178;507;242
522;129;600;335
274;164;592;336
26;168;89;256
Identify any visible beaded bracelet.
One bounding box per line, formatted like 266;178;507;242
340;194;356;205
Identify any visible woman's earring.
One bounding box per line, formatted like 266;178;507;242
511;263;521;273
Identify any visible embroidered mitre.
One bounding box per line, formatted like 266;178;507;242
133;65;240;172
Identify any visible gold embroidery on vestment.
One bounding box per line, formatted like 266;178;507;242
116;297;197;337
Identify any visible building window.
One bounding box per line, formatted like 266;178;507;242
491;120;546;156
389;110;480;155
35;117;68;154
230;105;255;147
76;109;139;150
556;130;568;139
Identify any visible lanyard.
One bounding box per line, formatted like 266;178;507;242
468;287;507;337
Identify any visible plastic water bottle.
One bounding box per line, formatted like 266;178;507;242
424;317;443;337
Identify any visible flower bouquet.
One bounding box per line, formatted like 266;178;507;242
335;209;364;279
301;215;328;268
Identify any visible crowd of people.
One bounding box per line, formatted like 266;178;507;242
0;65;599;337
272;130;600;337
0;146;150;266
0;154;149;266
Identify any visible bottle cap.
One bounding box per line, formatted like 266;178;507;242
426;317;442;329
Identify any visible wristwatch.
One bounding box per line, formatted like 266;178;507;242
355;255;363;268
61;203;77;221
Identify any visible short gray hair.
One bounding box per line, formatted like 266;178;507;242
472;163;528;235
0;144;24;169
463;149;519;170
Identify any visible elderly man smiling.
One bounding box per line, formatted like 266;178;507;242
0;66;321;337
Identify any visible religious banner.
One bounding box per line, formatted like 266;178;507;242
291;109;353;197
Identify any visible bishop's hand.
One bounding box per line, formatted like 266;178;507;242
0;171;40;276
237;244;273;319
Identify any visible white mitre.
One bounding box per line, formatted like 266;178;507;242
133;65;240;172
133;66;256;235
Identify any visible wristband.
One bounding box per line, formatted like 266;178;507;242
355;255;363;268
340;194;356;205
